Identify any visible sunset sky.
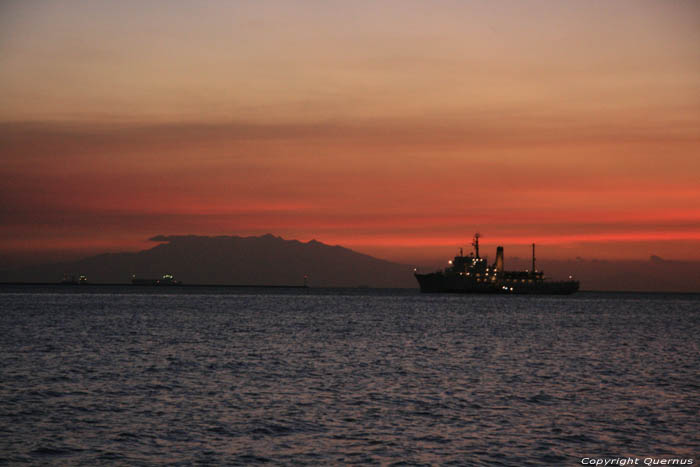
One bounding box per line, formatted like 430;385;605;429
1;0;699;265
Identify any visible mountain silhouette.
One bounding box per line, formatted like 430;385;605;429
0;234;416;287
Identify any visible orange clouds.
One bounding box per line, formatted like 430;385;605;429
1;2;699;266
1;120;699;265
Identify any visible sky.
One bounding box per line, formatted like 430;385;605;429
1;0;699;266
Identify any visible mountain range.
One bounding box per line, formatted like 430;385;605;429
0;234;416;288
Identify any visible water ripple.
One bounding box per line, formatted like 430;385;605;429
0;290;698;464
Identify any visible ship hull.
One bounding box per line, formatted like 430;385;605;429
415;273;579;295
131;278;182;286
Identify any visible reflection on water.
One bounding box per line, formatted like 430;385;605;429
0;289;698;464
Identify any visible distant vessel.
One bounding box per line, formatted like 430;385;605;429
415;234;579;294
60;274;88;285
131;274;182;286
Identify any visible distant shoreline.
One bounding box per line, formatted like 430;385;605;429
0;282;309;289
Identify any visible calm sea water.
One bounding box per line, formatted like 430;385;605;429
1;287;698;465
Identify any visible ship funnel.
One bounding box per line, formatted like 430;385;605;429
496;246;504;271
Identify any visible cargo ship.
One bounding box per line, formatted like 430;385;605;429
414;234;579;294
131;274;182;286
60;274;88;285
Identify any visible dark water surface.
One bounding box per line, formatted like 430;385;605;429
1;287;698;465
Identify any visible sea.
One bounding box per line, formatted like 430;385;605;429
0;286;698;466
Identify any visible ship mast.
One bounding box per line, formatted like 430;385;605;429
472;233;481;258
532;243;536;272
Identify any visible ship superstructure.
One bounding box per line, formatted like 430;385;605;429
414;234;579;294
